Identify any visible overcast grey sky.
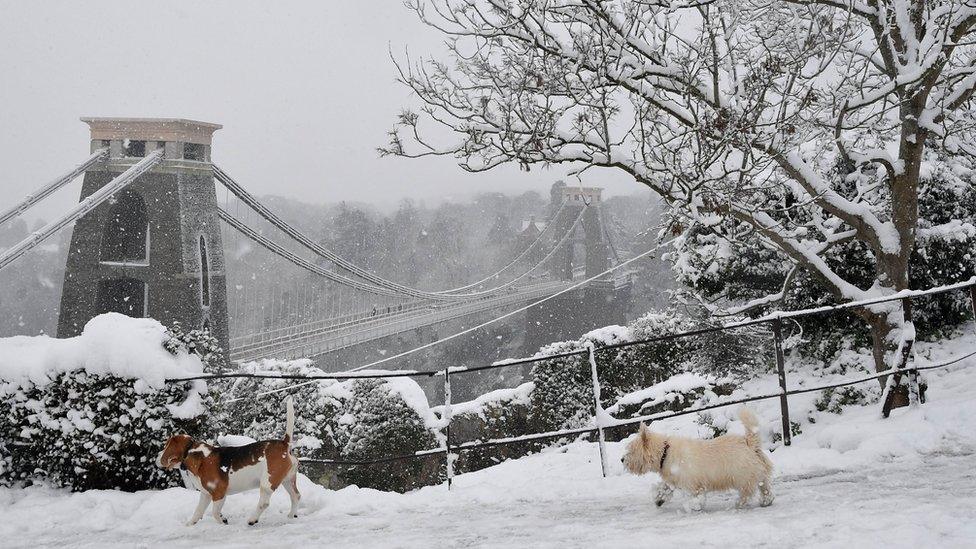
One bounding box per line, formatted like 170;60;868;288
0;1;640;224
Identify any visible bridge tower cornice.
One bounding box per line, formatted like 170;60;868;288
81;117;222;163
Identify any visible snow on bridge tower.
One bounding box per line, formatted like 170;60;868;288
57;118;230;356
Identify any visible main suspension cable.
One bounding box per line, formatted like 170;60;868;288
0;148;108;227
432;199;571;294
218;208;405;297
220;203;587;308
213;164;589;301
0;151;162;273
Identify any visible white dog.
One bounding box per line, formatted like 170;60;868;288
622;407;774;510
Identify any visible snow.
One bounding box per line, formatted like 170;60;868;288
431;381;533;418
373;373;442;432
166;386;208;419
581;324;631;345
4;329;976;547
217;435;257;447
0;313;204;390
2;356;974;547
605;372;713;414
918;219;976;242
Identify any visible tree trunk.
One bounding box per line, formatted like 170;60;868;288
860;301;911;390
864;312;895;373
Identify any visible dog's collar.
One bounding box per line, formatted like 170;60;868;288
659;441;670;471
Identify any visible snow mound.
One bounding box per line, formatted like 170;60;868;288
369;372;441;431
606;372;713;414
581;324;631;345
432;381;534;418
0;313;204;390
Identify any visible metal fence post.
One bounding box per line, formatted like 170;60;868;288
902;297;920;407
585;341;609;477
443;367;454;490
772;316;792;446
970;283;976;326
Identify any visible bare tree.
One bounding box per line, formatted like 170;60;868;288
383;0;976;374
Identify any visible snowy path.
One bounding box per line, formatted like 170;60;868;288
2;446;973;548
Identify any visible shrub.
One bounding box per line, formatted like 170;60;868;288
529;309;750;432
608;312;698;391
1;374;210;491
814;386;875;414
529;338;593;432
212;359;344;458
0;314;213;491
445;382;538;473
605;372;732;419
164;322;226;371
334;378;442;491
215;360;444;493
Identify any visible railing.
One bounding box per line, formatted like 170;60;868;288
169;277;976;488
230;299;432;349
229;280;573;363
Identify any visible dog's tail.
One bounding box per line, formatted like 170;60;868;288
284;396;295;445
739;407;761;448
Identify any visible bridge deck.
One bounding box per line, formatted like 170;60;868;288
229;280;573;363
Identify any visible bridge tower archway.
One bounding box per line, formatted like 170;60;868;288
100;190;149;263
57;118;230;357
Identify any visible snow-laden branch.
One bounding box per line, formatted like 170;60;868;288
389;0;976;355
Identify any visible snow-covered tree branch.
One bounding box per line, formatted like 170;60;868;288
386;0;976;373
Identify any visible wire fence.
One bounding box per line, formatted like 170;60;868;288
166;277;976;488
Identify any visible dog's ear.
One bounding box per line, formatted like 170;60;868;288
176;434;193;454
161;434;193;466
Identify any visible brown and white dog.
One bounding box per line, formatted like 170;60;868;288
157;397;300;526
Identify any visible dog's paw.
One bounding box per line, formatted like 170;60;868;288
221;517;229;525
292;514;299;519
185;520;199;527
247;519;258;526
655;499;665;507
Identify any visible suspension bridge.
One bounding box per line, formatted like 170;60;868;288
0;118;632;368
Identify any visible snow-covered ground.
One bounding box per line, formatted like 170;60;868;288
3;336;976;548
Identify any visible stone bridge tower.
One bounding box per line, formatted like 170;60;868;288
523;182;631;352
549;185;611;282
57;118;230;355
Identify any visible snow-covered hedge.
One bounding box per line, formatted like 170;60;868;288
214;360;443;492
435;382;538;473
163;321;226;371
604;372;729;418
214;359;345;456
335;377;442;491
530;310;753;432
0;314;213;491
